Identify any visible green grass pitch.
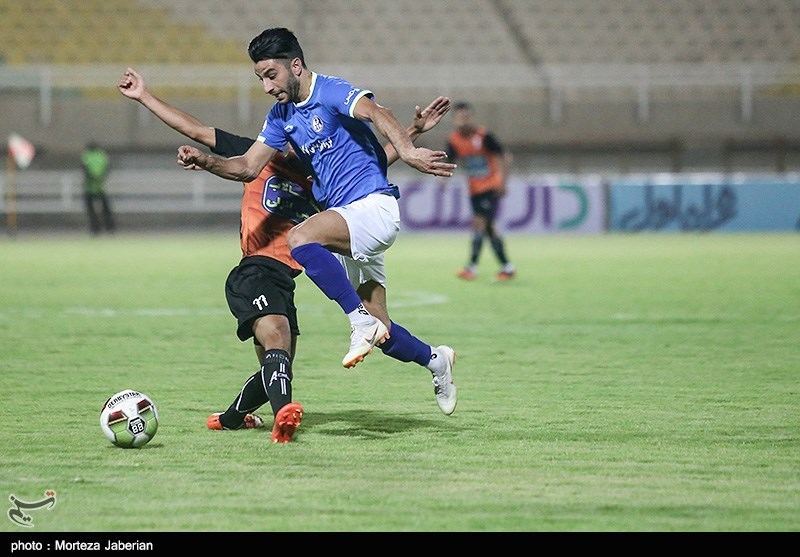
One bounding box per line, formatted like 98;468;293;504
0;231;798;532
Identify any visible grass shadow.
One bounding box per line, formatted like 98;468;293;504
299;409;456;439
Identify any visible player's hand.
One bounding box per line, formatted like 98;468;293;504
117;67;146;100
412;96;451;134
177;145;205;170
403;147;456;177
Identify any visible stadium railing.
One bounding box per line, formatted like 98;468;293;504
0;170;241;216
2;62;798;126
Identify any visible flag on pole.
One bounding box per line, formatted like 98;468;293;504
8;133;35;169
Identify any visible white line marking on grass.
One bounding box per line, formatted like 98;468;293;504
0;291;448;320
389;291;449;308
63;307;228;317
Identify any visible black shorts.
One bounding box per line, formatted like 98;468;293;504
470;190;500;220
225;256;300;343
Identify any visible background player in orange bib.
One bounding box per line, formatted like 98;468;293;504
445;101;516;282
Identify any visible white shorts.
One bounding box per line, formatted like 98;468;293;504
330;192;401;288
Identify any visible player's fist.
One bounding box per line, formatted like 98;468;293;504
177;145;205;170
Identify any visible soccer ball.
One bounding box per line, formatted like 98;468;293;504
100;390;159;448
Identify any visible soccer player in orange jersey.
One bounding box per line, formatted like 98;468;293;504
445;101;516;282
119;67;312;442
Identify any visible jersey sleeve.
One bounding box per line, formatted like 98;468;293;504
257;105;289;151
323;76;373;118
212;129;256;158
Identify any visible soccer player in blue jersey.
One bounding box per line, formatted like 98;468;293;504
177;27;458;415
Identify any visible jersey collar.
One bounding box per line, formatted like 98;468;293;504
295;72;317;108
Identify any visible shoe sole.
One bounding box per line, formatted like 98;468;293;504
440;383;458;416
342;326;390;368
271;403;304;443
435;346;457;416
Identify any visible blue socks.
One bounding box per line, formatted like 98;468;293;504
379;322;432;367
291;243;362;313
291;244;434;369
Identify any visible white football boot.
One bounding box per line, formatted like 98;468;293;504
342;317;390;368
428;345;457;415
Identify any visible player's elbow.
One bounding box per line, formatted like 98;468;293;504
375;104;397;124
235;166;261;182
225;156;264;182
378;103;395;116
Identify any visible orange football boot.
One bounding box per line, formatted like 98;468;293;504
271;402;304;443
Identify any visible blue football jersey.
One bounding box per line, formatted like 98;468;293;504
257;72;395;209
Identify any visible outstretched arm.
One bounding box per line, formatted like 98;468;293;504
176;140;277;182
384;96;451;166
354;96;455;177
118;68;274;181
118;67;216;148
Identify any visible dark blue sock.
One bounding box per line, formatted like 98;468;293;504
291;243;362;313
379;322;432;367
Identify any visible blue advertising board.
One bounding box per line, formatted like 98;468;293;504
609;174;800;232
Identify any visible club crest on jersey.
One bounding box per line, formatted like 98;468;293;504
311;115;324;133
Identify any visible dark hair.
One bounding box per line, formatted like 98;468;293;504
248;27;305;67
454;102;473;111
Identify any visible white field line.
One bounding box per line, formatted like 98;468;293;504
0;291;450;319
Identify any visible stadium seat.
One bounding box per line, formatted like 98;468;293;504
4;0;789;68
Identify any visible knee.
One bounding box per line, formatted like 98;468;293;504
253;316;292;353
286;226;306;251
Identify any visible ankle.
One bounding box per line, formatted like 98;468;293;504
426;347;445;374
348;303;374;327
